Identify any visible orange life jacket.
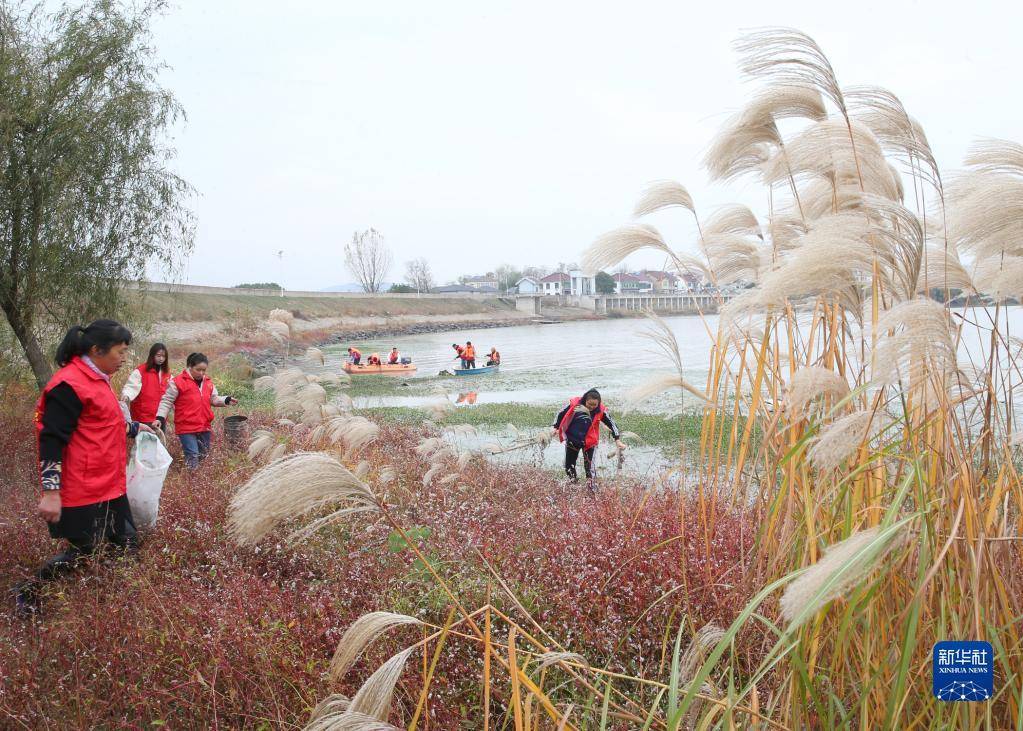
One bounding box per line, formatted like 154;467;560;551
464;345;476;359
556;396;606;449
388;351;399;364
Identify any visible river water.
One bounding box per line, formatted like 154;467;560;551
305;307;1023;482
327;315;720;412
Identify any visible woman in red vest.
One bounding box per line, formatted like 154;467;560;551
552;388;626;491
16;320;153;614
120;343;170;423
154;352;237;469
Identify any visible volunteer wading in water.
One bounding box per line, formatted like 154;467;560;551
154;352;237;469
15;320;153;614
552;388;626;491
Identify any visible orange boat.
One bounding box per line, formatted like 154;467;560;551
342;362;418;376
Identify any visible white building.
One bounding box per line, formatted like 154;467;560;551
540;271;570;295
569;270;596;296
515;276;540;294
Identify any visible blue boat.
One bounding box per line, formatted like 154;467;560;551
453;364;499;376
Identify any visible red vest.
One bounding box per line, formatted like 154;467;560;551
556;396;606;449
172;370;215;434
129;364;170;423
35;357;127;508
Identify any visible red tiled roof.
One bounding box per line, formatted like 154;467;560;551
540;272;571;283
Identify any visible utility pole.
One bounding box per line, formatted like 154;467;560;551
274;249;284;297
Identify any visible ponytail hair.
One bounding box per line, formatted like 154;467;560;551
186;352;209;368
55;320;132;367
145;342;169;373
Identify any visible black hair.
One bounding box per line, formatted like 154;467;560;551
55;320;132;367
466;341;472;345
186;352;209;368
145;342;169;373
452;343;458;347
581;388;602;406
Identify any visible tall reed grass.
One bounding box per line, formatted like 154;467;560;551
224;27;1023;729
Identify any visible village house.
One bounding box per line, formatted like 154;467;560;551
515;276;540;294
540;271;570;295
462;273;499;290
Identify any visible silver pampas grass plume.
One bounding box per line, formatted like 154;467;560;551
348;647;416;721
734;27;846;115
329;612;423;682
808;410;874;472
625;374;710;411
227;452;378;546
305;346;325;365
247;431;278;462
632;180;695;217
787;366;850;416
779;522;909;629
871;298;956;385
535;651;591;671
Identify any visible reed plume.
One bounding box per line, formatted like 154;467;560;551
348;647;415;721
808;410;875;473
329;612;422;682
787;366;849;416
227;452;378;546
632;180;695;217
779;524;909;629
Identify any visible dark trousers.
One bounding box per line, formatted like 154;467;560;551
19;495;137;602
178;431;211;469
564;443;595;480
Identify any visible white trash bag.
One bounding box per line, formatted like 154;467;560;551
126;431;173;529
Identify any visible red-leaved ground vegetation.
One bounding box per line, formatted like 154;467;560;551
0;381;761;728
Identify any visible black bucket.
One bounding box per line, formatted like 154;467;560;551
224;415;249;448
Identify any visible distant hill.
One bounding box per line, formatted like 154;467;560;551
320;283;394;293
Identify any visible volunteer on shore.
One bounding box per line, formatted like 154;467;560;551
551;388;626;491
154;352;237;469
120;343;171;423
15;320;152;614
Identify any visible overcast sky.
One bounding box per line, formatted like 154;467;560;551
151;0;1022;290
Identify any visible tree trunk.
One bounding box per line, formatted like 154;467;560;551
2;303;52;388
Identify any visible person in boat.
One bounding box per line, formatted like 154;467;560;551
388;347;400;364
463;341;476;369
16;320;153;614
452;343;467;369
120;343;171;424
347;347;362;365
367;353;382;366
154;352;238;470
486;347;501;367
551;388;625;490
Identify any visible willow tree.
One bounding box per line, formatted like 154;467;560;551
0;1;193;386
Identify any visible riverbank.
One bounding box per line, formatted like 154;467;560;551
0;380;760;728
137;289;600;354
